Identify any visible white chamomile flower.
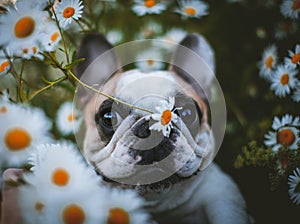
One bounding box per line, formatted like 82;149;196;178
0;0;49;55
14;42;44;60
150;97;179;138
25;143;101;193
175;0;209;19
0;50;11;77
156;28;187;50
270;65;298;97
54;0;84;29
284;44;300;69
135;49;164;72
56;101;82;136
258;45;278;80
288;167;300;205
137;21;163;39
0;104;52;167
40;22;61;52
280;0;300;19
264;114;300;152
292;86;300;102
106;30;123;45
20;143;104;224
132;0;167;16
101;188;151;224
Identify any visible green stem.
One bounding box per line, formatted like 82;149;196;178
67;70;154;114
18;61;25;102
26;75;68;102
50;1;70;65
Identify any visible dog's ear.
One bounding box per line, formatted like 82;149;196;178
75;33;120;105
169;33;215;100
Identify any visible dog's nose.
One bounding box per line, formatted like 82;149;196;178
131;118;151;138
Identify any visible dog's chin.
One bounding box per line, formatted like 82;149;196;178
100;169;200;195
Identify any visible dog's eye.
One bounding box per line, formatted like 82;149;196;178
102;111;122;127
95;99;127;140
176;98;203;137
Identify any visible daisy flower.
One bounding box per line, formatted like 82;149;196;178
270;64;298;97
135;49;164;72
20;143;105;224
56;101;82;136
53;0;84;29
0;50;11;77
132;0;167;16
284;44;300;69
258;45;278;80
175;0;209;19
288;167;300;205
149;97;180;137
137;21;163;39
156;28;187;50
292;86;300;102
280;0;300;19
106;30;123;45
0;0;49;55
40;22;61;52
0;104;52;167
101;188;151;224
264;114;300;152
13;42;44;60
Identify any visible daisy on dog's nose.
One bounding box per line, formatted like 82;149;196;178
149;97;181;138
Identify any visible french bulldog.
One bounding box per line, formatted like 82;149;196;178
73;33;250;224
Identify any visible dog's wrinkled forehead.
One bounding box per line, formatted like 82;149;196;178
115;70;178;106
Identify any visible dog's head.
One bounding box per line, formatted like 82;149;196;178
75;33;219;192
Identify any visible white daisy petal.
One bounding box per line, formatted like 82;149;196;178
56;101;82;136
0;103;52;168
288;167;300;205
132;0;167;16
270;64;297;98
281;0;300;19
258;45;278;80
54;0;84;29
264;114;300;152
135;49;164;72
175;0;209;18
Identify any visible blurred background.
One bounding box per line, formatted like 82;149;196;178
1;0;299;223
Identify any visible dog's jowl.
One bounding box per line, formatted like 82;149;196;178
75;33;250;224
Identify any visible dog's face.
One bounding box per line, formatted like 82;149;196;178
75;34;217;192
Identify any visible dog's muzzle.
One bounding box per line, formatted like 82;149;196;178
129;117;181;165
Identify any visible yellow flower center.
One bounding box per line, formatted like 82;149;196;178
51;32;60;43
35;202;45;213
23;48;29;54
52;168;70;186
0;61;10;73
277;129;295;146
14;17;35;38
144;0;156;8
184;7;196;16
280;73;289;85
62;204;85;224
264;56;273;68
107;208;130;224
292;0;300;10
68;113;75;122
161;109;172;125
63;7;75;18
292;53;300;64
5;128;31;151
147;59;154;66
0;106;7;113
